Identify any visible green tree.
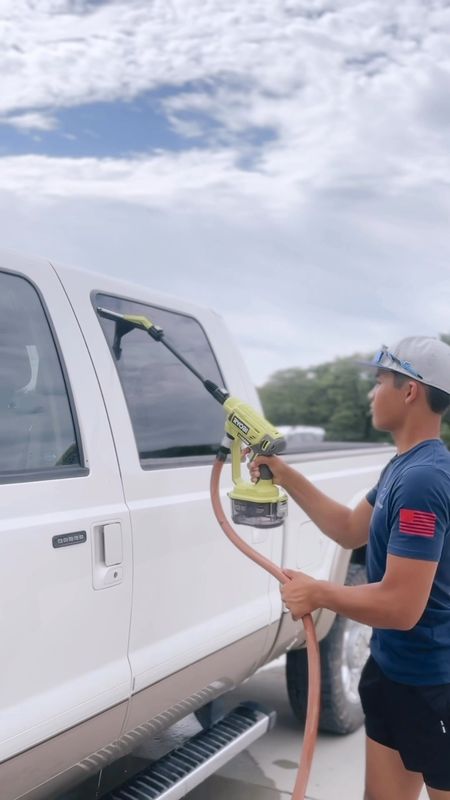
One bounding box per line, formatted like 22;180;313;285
258;335;450;444
258;354;384;442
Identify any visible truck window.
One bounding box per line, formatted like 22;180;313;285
95;294;226;465
0;271;82;481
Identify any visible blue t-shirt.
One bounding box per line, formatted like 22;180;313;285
366;438;450;685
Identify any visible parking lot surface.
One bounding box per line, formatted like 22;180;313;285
185;656;428;800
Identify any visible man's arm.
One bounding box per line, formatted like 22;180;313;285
283;554;438;630
251;455;373;549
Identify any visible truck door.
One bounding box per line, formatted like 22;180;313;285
84;291;280;701
0;256;133;778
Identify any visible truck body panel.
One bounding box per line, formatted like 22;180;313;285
0;252;133;767
0;249;394;799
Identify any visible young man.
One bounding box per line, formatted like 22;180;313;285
250;337;450;800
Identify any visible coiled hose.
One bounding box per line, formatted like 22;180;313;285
210;460;321;799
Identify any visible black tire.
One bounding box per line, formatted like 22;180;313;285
286;563;371;735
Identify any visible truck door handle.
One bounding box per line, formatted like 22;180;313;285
92;522;124;590
103;522;123;566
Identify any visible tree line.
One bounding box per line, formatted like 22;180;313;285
258;335;450;447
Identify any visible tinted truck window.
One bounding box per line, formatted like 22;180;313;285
96;294;226;463
0;271;81;479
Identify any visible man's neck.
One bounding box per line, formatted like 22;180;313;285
393;421;441;455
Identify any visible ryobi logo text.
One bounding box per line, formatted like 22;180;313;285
231;415;250;435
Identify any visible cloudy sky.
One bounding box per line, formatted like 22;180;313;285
1;0;450;386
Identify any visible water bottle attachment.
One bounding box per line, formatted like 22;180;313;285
227;438;288;528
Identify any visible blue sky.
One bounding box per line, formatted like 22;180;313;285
0;80;276;160
1;0;450;385
0;94;185;158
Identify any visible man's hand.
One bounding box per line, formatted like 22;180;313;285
281;568;322;620
248;454;291;486
249;455;372;551
282;555;439;630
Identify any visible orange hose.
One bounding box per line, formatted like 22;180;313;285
210;459;321;800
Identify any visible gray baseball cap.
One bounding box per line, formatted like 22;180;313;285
359;337;450;395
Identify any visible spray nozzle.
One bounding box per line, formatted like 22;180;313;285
96;305;286;527
97;307;164;358
97;307;229;403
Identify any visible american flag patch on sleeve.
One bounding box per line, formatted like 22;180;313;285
399;508;437;537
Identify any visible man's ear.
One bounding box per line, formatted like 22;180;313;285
404;380;420;405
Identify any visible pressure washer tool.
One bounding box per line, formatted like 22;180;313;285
97;307;288;528
97;306;320;799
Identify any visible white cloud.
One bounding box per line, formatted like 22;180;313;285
2;1;450;203
1;179;449;386
1;1;450;386
0;112;58;131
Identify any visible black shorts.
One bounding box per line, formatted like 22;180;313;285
359;656;450;791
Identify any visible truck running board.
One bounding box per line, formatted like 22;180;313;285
106;703;276;800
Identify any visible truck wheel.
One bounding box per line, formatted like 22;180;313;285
286;563;370;735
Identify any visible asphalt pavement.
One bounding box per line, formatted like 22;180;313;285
185;656;428;800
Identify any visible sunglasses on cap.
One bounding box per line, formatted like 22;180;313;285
372;349;423;380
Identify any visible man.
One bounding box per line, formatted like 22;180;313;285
250;337;450;800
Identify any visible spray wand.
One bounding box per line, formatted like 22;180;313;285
97;306;320;799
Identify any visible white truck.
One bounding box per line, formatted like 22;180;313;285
0;249;393;800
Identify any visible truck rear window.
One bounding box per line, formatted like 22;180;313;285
95;293;226;465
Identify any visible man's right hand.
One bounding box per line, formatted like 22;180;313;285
249;454;372;550
248;454;290;486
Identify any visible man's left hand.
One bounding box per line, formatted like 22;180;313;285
281;569;321;620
